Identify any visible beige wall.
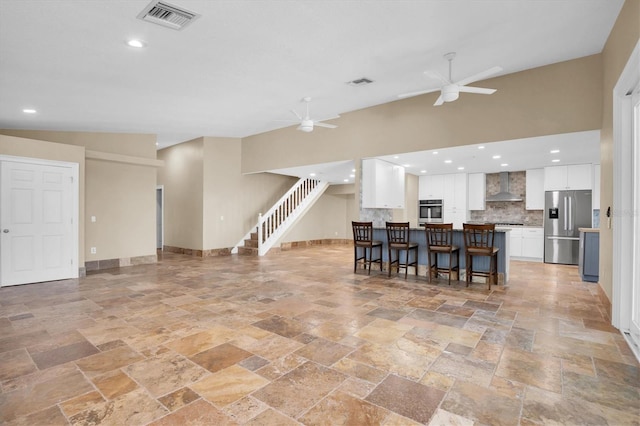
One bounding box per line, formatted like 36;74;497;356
158;137;297;251
282;192;352;242
202;137;296;249
0;129;158;264
241;55;603;174
0;134;86;263
158;138;205;250
599;0;640;302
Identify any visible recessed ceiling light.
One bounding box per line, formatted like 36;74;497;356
22;108;36;114
393;156;399;159
343;178;349;182
420;170;427;173
127;39;146;48
432;151;438;155
349;174;355;178
351;169;356;173
552;159;560;163
492;155;501;159
403;164;410;167
501;163;508;167
478;146;485;150
309;172;316;177
550;149;560;154
457;166;464;170
444;160;452;164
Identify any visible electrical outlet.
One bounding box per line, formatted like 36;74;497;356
90;247;96;254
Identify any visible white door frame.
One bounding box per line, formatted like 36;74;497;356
156;185;164;250
612;39;640;359
0;155;79;285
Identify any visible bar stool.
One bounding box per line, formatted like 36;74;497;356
385;222;418;279
351;221;383;275
425;223;460;284
462;223;499;290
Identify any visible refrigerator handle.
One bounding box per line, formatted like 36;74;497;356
563;197;568;231
568;197;573;232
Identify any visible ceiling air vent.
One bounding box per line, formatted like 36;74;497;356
347;77;374;86
137;0;200;31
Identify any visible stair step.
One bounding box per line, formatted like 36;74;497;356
250;232;258;240
244;239;258;248
238;247;258;256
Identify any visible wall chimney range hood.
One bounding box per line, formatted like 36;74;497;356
486;172;523;202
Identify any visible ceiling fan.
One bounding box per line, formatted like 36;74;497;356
278;97;339;132
398;52;502;106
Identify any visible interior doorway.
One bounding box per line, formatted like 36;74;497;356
0;156;79;286
156;186;164;250
612;40;640;361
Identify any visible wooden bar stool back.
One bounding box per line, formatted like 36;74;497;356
351;221;383;275
385;222;419;278
462;223;499;290
425;223;460;284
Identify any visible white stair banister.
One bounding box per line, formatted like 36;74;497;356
232;178;328;255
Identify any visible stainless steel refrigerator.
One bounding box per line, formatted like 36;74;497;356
544;190;592;265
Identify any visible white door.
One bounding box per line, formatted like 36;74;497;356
0;159;78;286
630;86;640;350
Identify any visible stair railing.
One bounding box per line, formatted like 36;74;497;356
256;178;325;256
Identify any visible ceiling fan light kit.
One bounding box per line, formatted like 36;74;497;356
398;52;502;106
277;97;339;133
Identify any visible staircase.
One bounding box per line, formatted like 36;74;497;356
233;178;329;256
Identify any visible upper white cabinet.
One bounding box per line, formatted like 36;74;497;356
525;169;544;210
592;164;600;210
467;173;486;211
544;164;592;191
362;159;405;209
418;174;444;200
443;173;468;228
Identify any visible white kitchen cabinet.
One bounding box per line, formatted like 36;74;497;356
418;174;444;200
592;164;600;210
521;228;544;259
508;227;543;260
467;173;486;210
525;168;545;210
544;164;592;191
509;228;523;257
362;159;405;209
443;173;468;228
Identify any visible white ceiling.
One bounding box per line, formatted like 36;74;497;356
268;130;601;184
0;0;621;182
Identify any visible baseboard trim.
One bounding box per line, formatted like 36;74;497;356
163;245;232;257
85;254;157;272
596;282;612;322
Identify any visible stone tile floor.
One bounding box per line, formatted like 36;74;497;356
0;245;638;425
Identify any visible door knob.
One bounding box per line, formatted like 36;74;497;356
2;229;8;233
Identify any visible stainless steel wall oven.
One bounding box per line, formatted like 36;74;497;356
419;199;443;223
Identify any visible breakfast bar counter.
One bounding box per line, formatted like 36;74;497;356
372;227;510;284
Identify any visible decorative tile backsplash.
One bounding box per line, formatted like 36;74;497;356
469;171;544;226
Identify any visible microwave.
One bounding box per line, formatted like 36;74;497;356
419;199;443;223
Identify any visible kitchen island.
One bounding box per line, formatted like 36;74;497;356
372;227;510;284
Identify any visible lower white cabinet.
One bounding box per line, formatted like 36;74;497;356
509;227;543;260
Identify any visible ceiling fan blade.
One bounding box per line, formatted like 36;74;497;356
458;86;497;95
455;66;502;87
314;122;337;129
433;94;444;106
424;70;451;85
397;88;439;99
290;109;303;120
